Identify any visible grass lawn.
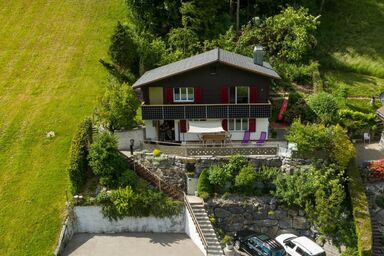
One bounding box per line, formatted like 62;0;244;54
0;1;126;255
317;0;384;98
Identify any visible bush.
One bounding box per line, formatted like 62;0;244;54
235;164;257;195
308;92;339;124
153;148;161;157
197;169;213;197
208;165;233;193
96;186;183;220
68;117;93;194
348;160;372;256
337;109;377;135
118;169;139;189
88;132;127;187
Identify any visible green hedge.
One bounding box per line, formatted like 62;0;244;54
348;159;372;256
68;118;93;194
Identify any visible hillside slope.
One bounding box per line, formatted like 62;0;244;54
0;1;126;255
317;0;384;107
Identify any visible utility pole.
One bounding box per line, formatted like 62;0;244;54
236;0;240;33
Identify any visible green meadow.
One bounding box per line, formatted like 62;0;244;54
0;1;126;255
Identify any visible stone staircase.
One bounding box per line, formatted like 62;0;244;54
189;201;224;256
371;219;383;256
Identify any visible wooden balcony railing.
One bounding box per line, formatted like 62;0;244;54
141;102;272;120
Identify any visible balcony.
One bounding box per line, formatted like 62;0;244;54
141;102;272;120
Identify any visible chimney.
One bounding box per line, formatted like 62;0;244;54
253;45;264;66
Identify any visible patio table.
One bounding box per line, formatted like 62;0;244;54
201;133;226;146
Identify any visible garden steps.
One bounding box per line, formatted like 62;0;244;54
367;191;383;256
189;200;224;256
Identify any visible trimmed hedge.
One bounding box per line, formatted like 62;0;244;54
348;159;372;256
68;118;93;194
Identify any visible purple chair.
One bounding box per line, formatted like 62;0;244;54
256;131;267;146
241;130;251;144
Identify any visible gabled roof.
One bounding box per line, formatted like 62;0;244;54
132;48;281;88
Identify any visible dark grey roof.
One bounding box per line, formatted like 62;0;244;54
132;48;281;88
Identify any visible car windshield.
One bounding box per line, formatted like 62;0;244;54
315;253;326;256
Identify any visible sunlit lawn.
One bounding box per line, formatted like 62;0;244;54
0;1;126;255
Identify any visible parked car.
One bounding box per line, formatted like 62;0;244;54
275;234;325;256
233;230;286;256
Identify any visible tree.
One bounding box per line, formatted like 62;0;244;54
307;92;339;123
235;164;257;194
96;80;141;132
88;132;127;187
167;27;200;58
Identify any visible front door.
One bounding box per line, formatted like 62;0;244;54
160;120;175;141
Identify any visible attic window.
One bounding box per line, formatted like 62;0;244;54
209;66;217;75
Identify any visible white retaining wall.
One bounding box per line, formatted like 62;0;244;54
54;210;77;256
115;128;144;150
74;206;185;233
185;208;206;256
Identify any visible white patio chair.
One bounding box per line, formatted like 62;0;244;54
363;132;370;144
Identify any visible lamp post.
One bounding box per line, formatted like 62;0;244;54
130;139;135;156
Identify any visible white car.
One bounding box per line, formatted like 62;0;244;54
275;234;325;256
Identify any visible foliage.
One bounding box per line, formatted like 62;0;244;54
307;92;339;123
152;148;162;157
223;235;232;245
96;186;183;220
118;169;139;189
167;27;200;58
88;132;127;187
347;160;372;256
286;120;355;169
274;164;347;236
68;117;93;194
96;80;140;132
337;109;377;135
208;165;233;193
197;169;213;197
376;193;384;209
235;164;257;195
274;61;319;84
223;155;249;177
284;93;315;123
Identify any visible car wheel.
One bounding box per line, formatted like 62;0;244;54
234;240;241;250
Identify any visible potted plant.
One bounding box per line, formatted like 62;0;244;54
223;234;235;256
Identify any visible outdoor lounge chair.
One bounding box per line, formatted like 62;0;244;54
241;130;251;144
256;131;267;146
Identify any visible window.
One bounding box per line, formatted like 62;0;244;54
229;86;249;104
296;247;310;256
228;119;248;131
174;87;194;102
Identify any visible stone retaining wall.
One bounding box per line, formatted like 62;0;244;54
205;195;314;239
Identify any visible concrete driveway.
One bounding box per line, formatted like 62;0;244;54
63;233;204;256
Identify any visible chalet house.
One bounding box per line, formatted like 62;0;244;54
132;47;280;143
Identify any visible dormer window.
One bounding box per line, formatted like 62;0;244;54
174;87;194;102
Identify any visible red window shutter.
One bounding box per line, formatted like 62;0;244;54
195;87;202;103
165;88;173;103
222;119;228;131
180;120;187;133
250;86;257;103
220;86;229;103
249;119;256;132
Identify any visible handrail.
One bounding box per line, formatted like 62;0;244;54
183;192;209;252
142;100;272;107
143;139;284;148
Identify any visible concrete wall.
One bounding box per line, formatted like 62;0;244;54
185;208;206;256
144;120;157;140
115;128;144;150
74;206;185;233
54;210;77;256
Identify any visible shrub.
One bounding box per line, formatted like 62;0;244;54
308;92;339;124
348;160;372;256
337;109;377;135
208;165;233;193
96;186;183;220
223;155;249;177
153;148;162;157
88;132;127;187
68;117;93;194
235;164;257;195
197;169;213;197
223;235;232;245
118;169;139;189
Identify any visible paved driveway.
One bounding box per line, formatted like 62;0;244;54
63;233;204;256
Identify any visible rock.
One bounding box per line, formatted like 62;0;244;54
214;208;231;218
298;210;305;216
254;219;278;227
293;216;309;230
279;219;293;229
288;209;298;216
228;206;244;214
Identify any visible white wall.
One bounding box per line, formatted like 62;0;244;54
185;208;206;256
144;120;157;141
74;206;185;233
115;128;144;150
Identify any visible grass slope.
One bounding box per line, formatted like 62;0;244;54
0;1;126;255
317;0;384;105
